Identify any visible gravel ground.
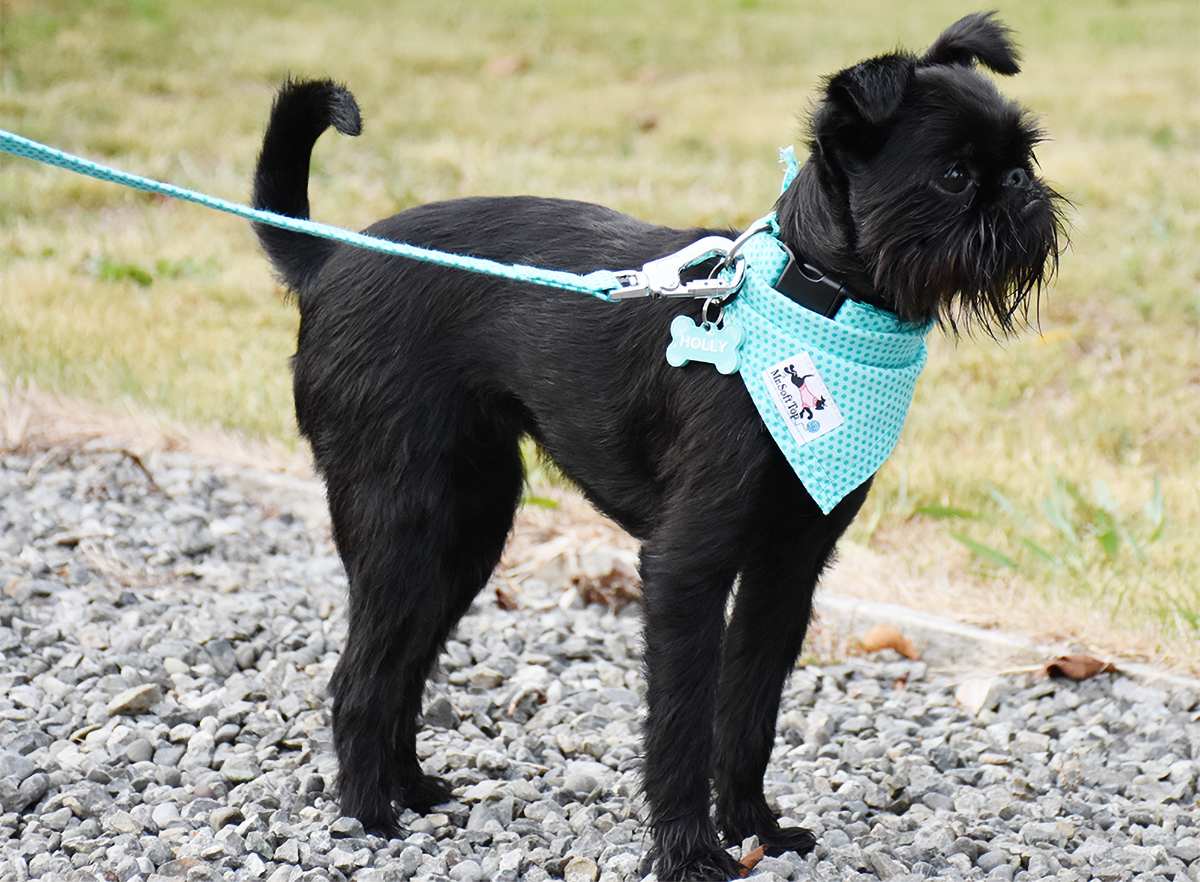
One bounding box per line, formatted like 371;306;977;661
0;448;1198;882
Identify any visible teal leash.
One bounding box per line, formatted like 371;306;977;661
2;129;933;514
0;129;624;299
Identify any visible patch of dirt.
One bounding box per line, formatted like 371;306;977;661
0;380;311;474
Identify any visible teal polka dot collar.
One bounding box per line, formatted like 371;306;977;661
725;148;932;514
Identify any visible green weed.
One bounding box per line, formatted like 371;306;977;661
87;256;153;287
918;470;1194;635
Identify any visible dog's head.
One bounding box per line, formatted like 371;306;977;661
777;12;1066;333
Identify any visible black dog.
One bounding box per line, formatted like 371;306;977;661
252;13;1062;880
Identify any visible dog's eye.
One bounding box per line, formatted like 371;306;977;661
938;164;974;195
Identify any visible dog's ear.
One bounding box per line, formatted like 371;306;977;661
921;12;1021;75
823;54;914;129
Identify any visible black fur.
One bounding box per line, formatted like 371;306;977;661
252;14;1062;880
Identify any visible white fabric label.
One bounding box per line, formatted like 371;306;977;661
762;351;844;445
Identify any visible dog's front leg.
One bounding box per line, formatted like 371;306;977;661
711;477;872;856
639;521;747;881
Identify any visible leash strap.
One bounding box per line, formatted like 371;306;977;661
5;128;933;514
0;129;625;299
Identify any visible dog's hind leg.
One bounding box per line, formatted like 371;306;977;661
323;402;525;835
711;475;872;856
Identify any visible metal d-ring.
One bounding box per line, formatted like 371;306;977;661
720;220;773;272
704;220;772;308
701;296;725;327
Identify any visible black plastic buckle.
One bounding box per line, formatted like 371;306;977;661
773;246;851;318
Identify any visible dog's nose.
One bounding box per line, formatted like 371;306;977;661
1004;167;1030;188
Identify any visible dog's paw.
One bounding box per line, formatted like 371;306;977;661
337;783;401;840
396;771;454;813
649;818;747;881
360;814;402;840
759;823;817;858
716;798;817;859
652;847;746;882
339;796;401;839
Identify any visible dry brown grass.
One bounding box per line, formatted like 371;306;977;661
0;374;310;473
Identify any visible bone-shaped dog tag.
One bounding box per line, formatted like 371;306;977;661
664;314;744;374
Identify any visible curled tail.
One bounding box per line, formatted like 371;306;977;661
252;79;362;294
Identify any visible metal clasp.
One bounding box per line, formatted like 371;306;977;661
608;236;745;301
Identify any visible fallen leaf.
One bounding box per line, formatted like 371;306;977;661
572;559;641;612
1042;654;1119;680
739;845;766;877
494;585;519;611
505;686;546;717
858;624;922;660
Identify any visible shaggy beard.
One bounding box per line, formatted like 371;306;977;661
865;187;1068;336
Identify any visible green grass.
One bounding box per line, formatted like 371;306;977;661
2;0;1197;656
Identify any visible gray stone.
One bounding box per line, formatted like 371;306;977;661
150;802;182;828
398;845;424;874
210;805;244;830
753;859;801;878
563;856;599;882
274;839;301;863
153;744;186;767
948;836;978;862
863;845;906;879
1025;853;1051;878
977;850;1010;872
42;806;75;831
449;859;484;882
220;755;261;783
245;830;274;859
0;778;26;813
140;834;174;866
476;749;509;772
1020;820;1068;847
0;750;35;781
922;791;955;812
1172;836;1200;863
18;773;48;808
466;802;496;832
422;695;460;729
123;738;155;763
108;808;144;834
204;638;239;677
912;820;955;859
106;683;162;716
329;816;366;838
570;826;605;860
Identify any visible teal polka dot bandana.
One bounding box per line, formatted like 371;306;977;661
721;148;932;514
